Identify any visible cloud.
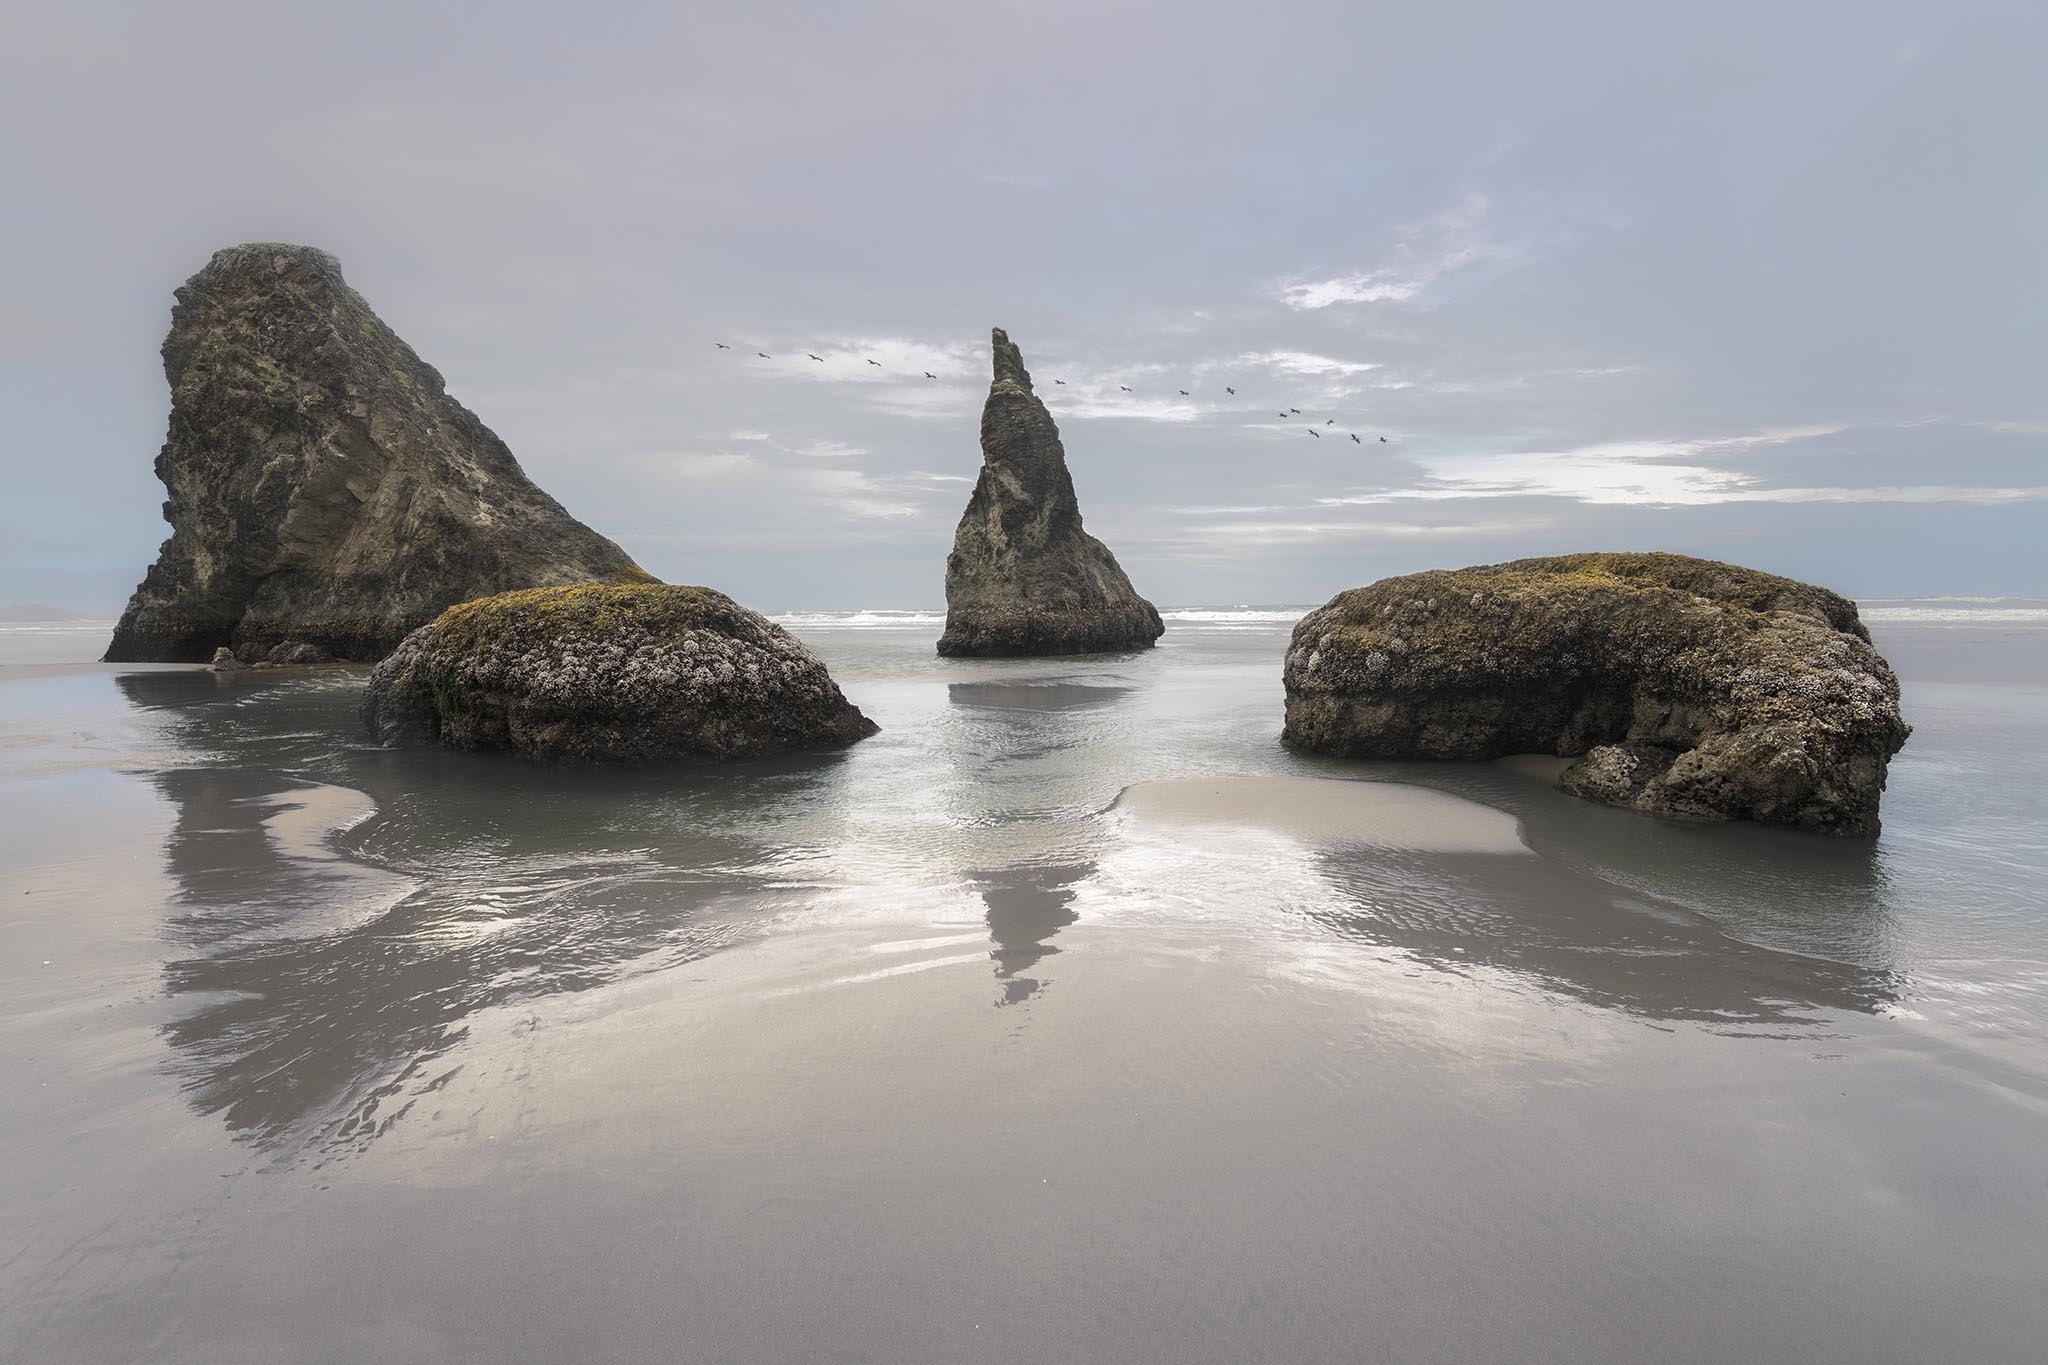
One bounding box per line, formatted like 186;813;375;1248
1315;425;2048;508
1279;193;1508;310
1236;350;1382;378
669;452;755;476
1151;516;1542;549
1054;392;1205;424
794;439;867;459
760;336;983;383
801;468;922;519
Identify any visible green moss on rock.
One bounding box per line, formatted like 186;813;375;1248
1282;553;1909;835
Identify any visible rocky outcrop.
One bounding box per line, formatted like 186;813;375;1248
936;329;1163;657
361;584;878;763
1282;553;1911;835
105;243;651;663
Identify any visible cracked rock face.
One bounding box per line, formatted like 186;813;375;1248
104;243;651;663
361;584;878;763
936;328;1163;657
1282;552;1911;835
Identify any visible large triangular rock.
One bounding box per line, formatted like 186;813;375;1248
105;243;652;663
937;328;1163;657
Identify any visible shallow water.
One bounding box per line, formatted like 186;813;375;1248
2;609;2045;1362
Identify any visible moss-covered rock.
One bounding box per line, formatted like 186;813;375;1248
1282;553;1910;835
361;584;878;763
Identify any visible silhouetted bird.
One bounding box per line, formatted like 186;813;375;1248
1289;407;1301;415
1308;428;1321;437
1277;413;1288;419
867;358;882;367
1379;436;1388;443
1350;434;1361;444
924;371;937;379
1225;386;1236;395
807;354;823;362
715;343;731;349
1325;419;1334;426
757;352;771;358
1055;379;1066;385
1120;386;1133;392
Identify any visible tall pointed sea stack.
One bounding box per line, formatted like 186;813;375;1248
105;243;652;663
936;328;1164;657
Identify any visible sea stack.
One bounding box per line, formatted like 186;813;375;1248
936;328;1163;657
104;243;652;663
1282;553;1911;835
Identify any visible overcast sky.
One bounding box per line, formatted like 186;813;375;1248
3;1;2042;612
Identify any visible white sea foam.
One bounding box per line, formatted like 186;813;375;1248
1860;598;2048;624
1161;608;1308;626
771;610;947;629
772;606;1310;630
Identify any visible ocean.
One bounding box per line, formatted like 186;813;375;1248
3;601;2045;1362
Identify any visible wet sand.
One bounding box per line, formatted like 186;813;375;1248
9;892;2044;1362
4;620;2048;1362
1116;774;1529;852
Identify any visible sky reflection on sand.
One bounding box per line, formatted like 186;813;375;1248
87;631;1939;1158
6;619;2048;1362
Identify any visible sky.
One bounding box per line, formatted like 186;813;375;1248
2;0;2042;613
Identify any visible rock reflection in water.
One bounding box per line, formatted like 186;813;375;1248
1306;840;1900;1029
945;674;1130;1004
946;678;1134;713
116;671;838;1156
971;863;1089;1005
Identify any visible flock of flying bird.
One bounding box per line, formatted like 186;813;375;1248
711;341;1393;445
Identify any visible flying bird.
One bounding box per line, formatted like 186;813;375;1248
867;358;882;367
1120;385;1133;392
757;352;771;358
1225;386;1236;395
1277;412;1288;419
1350;433;1361;444
1289;407;1301;415
1055;379;1066;385
924;371;937;379
1325;419;1335;426
1379;436;1388;443
1308;428;1321;438
714;343;731;350
1178;389;1190;396
807;354;823;362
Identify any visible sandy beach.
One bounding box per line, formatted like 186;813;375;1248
4;612;2046;1362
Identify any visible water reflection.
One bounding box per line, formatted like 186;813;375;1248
944;672;1132;1002
116;671;843;1157
970;863;1088;1005
1103;767;1904;1030
946;679;1134;713
1342;758;1913;993
1309;842;1900;1029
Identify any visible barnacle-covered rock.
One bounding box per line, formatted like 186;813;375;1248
361;584;878;763
1282;553;1910;835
